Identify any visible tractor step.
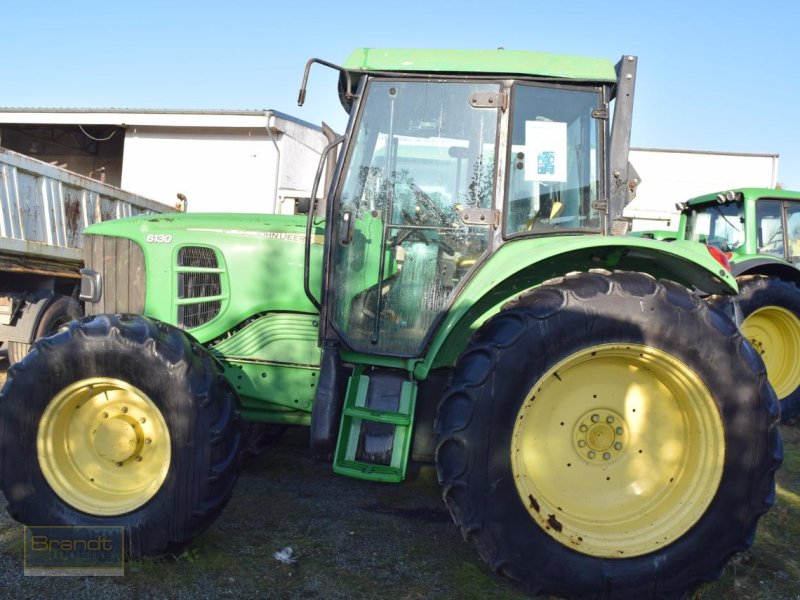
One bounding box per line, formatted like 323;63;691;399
332;367;417;482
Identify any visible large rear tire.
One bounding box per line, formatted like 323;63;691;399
0;314;242;556
436;271;781;599
711;274;800;422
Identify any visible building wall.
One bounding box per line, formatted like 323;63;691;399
121;126;278;213
625;148;779;230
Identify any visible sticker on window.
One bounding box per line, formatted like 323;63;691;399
523;121;567;183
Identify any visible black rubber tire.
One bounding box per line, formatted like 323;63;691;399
710;274;800;423
435;270;782;600
7;294;83;365
0;314;242;556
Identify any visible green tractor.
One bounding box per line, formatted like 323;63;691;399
0;49;782;599
662;187;800;422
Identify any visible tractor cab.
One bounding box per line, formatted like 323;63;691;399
304;49;626;358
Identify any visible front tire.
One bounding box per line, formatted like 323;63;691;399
436;271;781;599
0;314;242;556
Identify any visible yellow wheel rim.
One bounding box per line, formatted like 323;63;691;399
511;344;724;557
37;377;171;516
741;306;800;398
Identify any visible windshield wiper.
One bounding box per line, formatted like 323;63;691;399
713;206;741;232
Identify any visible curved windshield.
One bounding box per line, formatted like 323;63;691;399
505;84;602;236
685;202;745;252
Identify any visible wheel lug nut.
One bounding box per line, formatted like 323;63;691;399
144;438;152;444
588;451;596;459
614;442;623;450
135;456;143;462
603;452;611;460
121;406;128;413
140;417;147;424
578;440;586;447
616;427;623;435
591;414;599;423
102;412;109;419
579;424;588;432
606;416;614;423
116;462;123;467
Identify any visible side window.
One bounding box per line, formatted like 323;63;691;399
756;200;784;258
787;203;800;262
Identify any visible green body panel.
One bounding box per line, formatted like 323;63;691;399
85;212;324;423
213;313;320;423
343;48;618;81
675;187;800;282
85;212;323;343
628;229;679;241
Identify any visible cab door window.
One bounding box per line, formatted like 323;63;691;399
756;200;785;258
786;202;800;262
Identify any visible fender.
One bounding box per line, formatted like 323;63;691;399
415;235;737;377
729;256;800;284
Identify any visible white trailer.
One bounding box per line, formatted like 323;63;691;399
0;146;174;363
624;147;779;231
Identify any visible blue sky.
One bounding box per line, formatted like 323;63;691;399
5;0;799;188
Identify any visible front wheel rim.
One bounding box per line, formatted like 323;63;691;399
511;343;725;557
741;305;800;399
38;377;172;516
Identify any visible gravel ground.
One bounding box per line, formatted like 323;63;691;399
0;353;529;599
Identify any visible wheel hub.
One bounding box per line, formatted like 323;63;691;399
93;417;142;463
573;409;627;462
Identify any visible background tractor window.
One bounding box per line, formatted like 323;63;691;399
756;200;784;257
786;203;800;261
685;202;745;252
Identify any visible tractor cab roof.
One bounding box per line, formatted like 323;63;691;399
686;187;800;208
342;48;618;82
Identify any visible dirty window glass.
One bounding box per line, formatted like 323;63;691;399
332;80;499;355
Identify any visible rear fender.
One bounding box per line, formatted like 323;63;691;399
730;257;800;284
416;235;736;377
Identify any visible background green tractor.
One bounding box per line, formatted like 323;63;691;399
0;50;782;599
669;188;800;422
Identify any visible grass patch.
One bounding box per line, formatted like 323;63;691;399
691;423;800;600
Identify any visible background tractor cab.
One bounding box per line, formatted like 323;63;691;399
675;187;800;421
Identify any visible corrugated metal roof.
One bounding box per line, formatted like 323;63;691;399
0;108;320;131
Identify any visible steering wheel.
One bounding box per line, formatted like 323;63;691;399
410;183;453;226
396;208;455;255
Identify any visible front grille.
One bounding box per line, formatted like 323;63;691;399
82;234;146;315
178;300;221;329
178;246;218;268
177;246;222;329
178;272;221;299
